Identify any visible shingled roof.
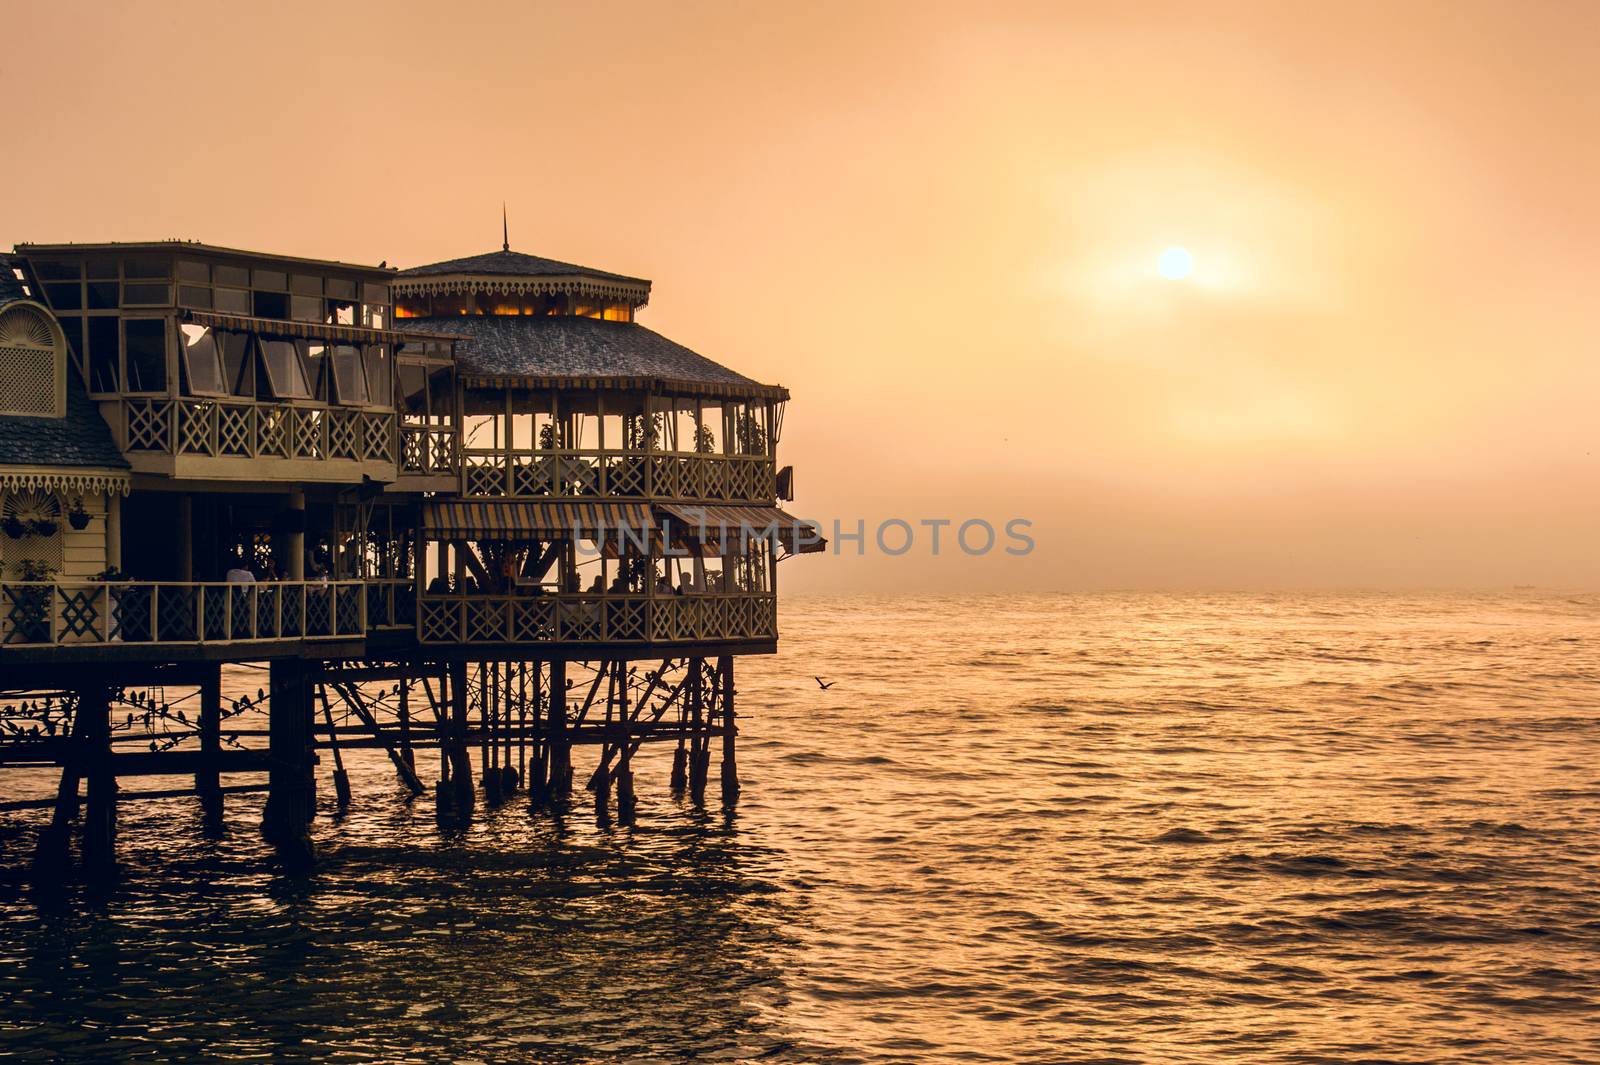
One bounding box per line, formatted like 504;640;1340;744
0;365;129;473
399;315;787;400
397;249;647;286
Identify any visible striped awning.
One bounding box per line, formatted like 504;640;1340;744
421;500;653;541
655;503;828;555
184;309;437;346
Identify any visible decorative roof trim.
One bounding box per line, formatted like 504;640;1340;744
184;310;456;347
392;274;651;307
0;466;131;496
459;372;788;401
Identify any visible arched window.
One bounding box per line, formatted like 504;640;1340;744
0;303;66;418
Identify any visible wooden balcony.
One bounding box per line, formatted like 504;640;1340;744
416;592;777;646
460;449;776;502
112;398;399;483
0;580;367;649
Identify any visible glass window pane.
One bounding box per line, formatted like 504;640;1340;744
252;291;289;319
88;318;119;393
329;300;356;325
301;342;327;400
214;264;249;287
86;282;119;310
123;283;172;305
215;287;250;314
290;294;322;322
260;339;311;398
252;269;287;291
362;283;388;304
85;257;118;279
124;258;171;279
427;366;453;419
290;274;322;296
331;345;368;405
177;260;210;283
398;361;427;415
123;320;167;393
364;345;392;407
220;332;253;396
58;316;84;368
43;283;81;311
178;285;211;308
180;325;226;396
327;278;357;300
31;260;80;282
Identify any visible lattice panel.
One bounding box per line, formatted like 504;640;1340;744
606;598;647;641
465;460;506;497
305;588;333;636
258;410;289;457
429;432;457;473
512;599;555;641
126;401;173;452
0;343;58;417
420;600;459;642
401;430;425;473
179;403;216;455
335;588;361;634
562;456;600;496
464;600;508;642
361;414;393;462
511;457;555;496
605;456;645;496
217;405;254;456
328;411;358;460
558;599;602;642
58;586;104;641
292;411;326;460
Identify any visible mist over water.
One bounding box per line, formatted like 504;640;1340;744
1;593;1597;1063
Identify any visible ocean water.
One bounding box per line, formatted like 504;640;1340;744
0;592;1598;1063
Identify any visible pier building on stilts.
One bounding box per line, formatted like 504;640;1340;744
0;237;822;874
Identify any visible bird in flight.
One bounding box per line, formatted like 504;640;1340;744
814;677;835;690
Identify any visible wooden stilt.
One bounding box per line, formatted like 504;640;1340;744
316;685;352;809
81;684;117;879
264;659;315;865
689;659;709;801
614;660;635;815
332;681;426;797
33;699;91;876
449;659;473;804
196;666;223;821
719;655;739;803
548;659;570;799
397;670;415;770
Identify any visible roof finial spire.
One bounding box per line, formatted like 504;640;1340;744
502;202;509;252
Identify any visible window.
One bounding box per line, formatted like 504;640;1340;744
290;294;323;322
123;319;168;393
31;261;80;282
123;283;172;306
124;259;171;280
0;304;65;417
86;282;119;310
215;288;250;314
260;339;311;398
87;317;118;393
252;269;287;291
178;285;212;308
398;361;428;416
329;300;356;325
330;345;368;405
327;278;357;301
220;332;253;396
177;261;210;284
214;264;249;287
364;345;391;407
290;274;322;296
252;291;289;319
180;324;226;396
43;283;81;311
302;342;327;400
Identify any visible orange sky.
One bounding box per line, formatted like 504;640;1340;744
4;0;1597;593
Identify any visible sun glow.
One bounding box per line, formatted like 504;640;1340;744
1158;246;1194;280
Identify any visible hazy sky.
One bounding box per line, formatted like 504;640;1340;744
4;1;1597;593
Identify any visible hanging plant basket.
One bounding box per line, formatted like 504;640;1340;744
2;516;27;540
28;519;58;538
67;500;91;530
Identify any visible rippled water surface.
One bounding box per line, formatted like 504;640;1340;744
2;593;1599;1062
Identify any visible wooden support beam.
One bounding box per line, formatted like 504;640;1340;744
81;685;117;878
263;659;315;864
719;654;739;803
331;681;426;797
196;666;223;812
33;698;91;876
315;685;352;808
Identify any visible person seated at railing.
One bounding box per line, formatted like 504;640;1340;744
677;573;696;596
587;574;606;595
225;554;257;584
427;576;451;595
655;575;673;597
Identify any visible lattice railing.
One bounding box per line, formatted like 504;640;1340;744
0;580;367;647
414;592;776;645
399;424;459;477
458;449;776;503
121;399;397;469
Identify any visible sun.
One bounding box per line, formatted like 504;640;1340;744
1158;246;1194;281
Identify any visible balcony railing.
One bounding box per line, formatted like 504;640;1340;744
121;399;396;464
400;424;460;476
416;592;777;645
460;450;776;502
0;581;367;648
